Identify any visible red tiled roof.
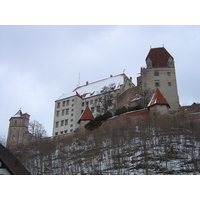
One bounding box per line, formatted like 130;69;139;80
146;47;173;68
147;88;170;108
78;106;95;123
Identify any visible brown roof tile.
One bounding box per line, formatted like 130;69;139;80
147;88;170;108
78;106;95;123
146;47;173;68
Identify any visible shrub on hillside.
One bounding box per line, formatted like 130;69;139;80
85;111;113;131
114;105;142;116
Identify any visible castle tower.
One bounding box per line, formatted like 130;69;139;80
137;47;180;112
78;105;95;133
147;88;170;114
7;110;30;149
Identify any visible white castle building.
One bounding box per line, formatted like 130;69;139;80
52;47;180;136
52;74;134;136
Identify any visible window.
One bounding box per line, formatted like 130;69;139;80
71;109;74;112
14;120;17;125
65;119;68;125
12;135;15;140
90;100;93;105
60;131;63;134
66;109;69;115
82;102;84;107
91;107;94;113
64;130;68;134
70;124;73;127
155;82;160;87
66;100;70;106
72;104;74;107
72;99;74;102
55;132;58;136
71;113;74;116
95;99;98;104
96;106;100;112
62;101;65;107
168;82;171;86
71;119;73;122
108;100;112;107
61;120;64;126
144;83;147;87
62;110;65;116
142;73;146;77
56;111;59;117
56;122;59;128
154;71;159;76
167;72;171;76
86;101;89;106
57;102;60;108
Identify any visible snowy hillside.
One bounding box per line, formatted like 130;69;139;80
13;114;200;175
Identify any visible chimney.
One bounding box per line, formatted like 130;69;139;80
130;77;132;82
110;75;113;77
86;81;89;85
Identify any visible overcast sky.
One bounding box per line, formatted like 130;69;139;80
1;25;200;138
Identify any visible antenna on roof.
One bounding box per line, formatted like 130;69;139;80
123;69;126;74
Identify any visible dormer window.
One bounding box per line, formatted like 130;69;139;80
146;58;152;68
168;57;174;67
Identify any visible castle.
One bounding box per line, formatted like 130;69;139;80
7;47;181;148
52;47;180;136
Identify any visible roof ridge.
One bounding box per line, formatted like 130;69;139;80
73;73;127;92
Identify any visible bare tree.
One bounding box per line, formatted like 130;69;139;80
138;88;154;108
0;134;6;146
29;120;47;137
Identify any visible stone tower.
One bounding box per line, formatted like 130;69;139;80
137;47;180;112
7;110;30;149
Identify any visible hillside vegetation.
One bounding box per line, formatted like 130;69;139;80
13;114;200;175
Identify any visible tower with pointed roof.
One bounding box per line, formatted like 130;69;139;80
78;106;95;133
147;88;170;114
7;110;30;149
137;47;180;112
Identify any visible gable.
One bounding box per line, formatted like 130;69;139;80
78;106;95;123
147;88;170;108
0;144;30;175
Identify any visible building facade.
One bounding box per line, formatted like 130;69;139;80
52;74;134;136
137;47;180;112
7;110;30;149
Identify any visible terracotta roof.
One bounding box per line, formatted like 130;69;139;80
147;88;170;108
146;47;173;68
78;105;95;123
0;143;31;175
